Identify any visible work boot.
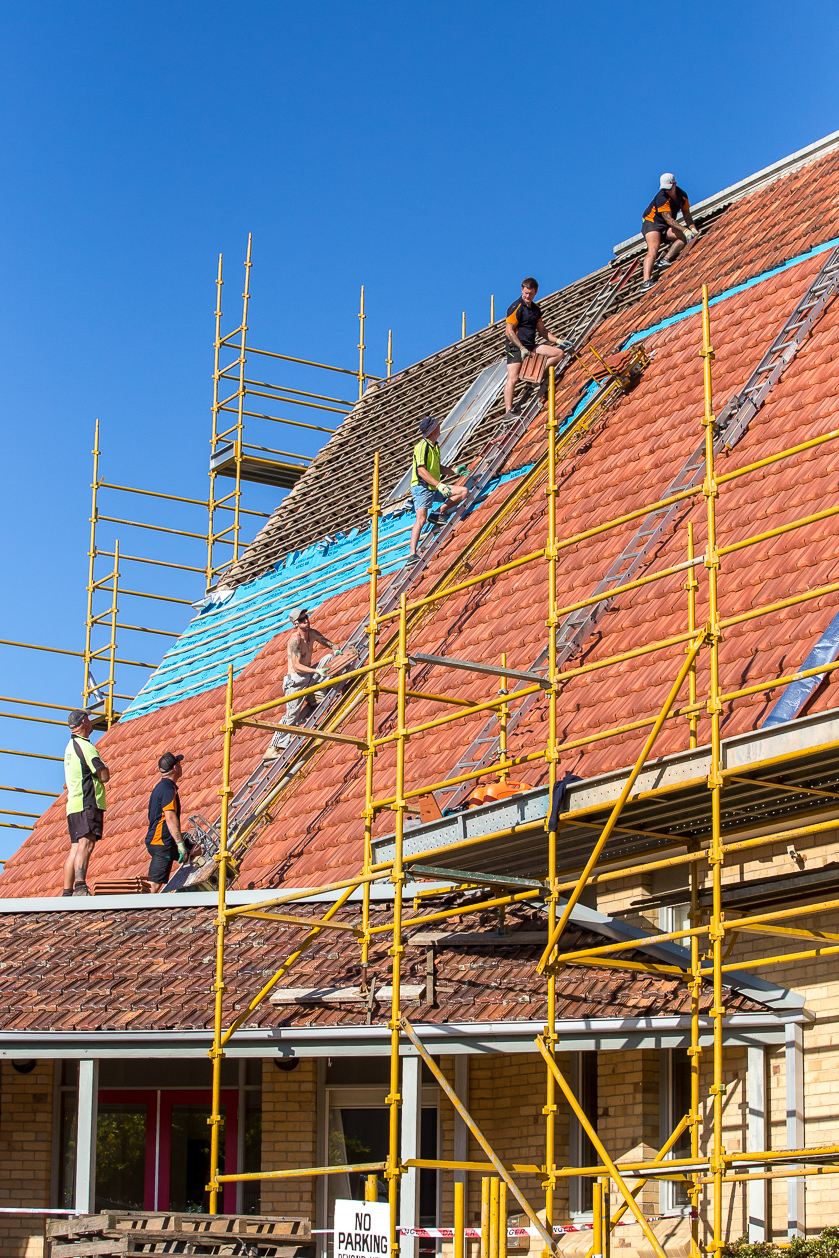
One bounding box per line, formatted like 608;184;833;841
405;553;421;567
61;889;73;898
72;881;91;897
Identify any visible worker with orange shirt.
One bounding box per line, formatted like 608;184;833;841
145;751;188;892
503;278;568;415
641;173;700;291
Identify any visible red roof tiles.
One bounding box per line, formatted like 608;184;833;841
0;903;764;1033
2;149;839;897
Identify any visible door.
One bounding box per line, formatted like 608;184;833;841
97;1089;239;1214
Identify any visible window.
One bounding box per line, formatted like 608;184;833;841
659;1048;692;1213
569;1053;598;1217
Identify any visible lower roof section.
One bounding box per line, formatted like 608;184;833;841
0;1011;803;1060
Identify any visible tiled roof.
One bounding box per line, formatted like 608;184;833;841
3;143;839;898
0;903;764;1033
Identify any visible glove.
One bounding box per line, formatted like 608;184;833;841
684;226;699;242
456;464;470;476
518;345;530;359
437;482;452;499
177;842;189;865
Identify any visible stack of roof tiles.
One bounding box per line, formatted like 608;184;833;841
2;140;839;899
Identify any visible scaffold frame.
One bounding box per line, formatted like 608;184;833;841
204;284;839;1257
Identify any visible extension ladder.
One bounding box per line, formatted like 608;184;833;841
436;243;839;811
177;256;642;885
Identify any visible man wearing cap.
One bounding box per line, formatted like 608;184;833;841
62;709;110;896
641;174;700;291
503;277;569;415
407;415;469;566
263;609;359;760
145;751;188;892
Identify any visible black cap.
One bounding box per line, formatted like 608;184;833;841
158;752;184;772
419;415;439;437
67;709;88;728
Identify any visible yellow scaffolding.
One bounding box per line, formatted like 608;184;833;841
207;237;387;582
203;281;839;1252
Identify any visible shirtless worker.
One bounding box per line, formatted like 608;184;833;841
503;277;569;416
641;173;700;291
263;608;359;759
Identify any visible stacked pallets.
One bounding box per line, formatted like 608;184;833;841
46;1212;313;1257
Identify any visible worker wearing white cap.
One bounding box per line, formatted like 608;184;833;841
640;173;700;291
263;608;359;761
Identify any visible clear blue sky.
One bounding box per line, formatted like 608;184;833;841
1;0;837;857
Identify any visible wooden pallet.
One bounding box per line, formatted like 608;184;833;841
47;1212;312;1257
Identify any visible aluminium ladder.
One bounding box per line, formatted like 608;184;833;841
176;256;642;885
437;242;839;811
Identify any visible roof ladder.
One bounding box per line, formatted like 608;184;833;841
436;243;839;811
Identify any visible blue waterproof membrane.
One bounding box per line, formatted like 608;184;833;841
762;608;839;728
622;236;839;349
121;385;608;723
122;461;538;722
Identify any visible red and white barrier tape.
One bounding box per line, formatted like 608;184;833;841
316;1215;697;1238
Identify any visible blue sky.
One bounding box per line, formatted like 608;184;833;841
1;0;837;857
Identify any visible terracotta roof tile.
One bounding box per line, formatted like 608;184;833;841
4;151;839;895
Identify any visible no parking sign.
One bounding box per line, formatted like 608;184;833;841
334;1200;391;1258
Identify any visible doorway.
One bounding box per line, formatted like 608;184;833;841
96;1089;239;1213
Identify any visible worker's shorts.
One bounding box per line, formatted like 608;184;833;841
411;484;446;513
146;840;178;885
506;341;536;364
270;655;337;749
642;220;674;240
67;807;104;844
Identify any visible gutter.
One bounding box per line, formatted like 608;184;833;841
0;1011;804;1060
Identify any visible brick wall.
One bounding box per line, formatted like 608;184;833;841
0;1060;53;1258
261;1058;318;1220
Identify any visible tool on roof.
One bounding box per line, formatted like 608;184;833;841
176;257;644;889
436;242;839;811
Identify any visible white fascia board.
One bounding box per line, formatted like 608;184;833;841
0;1012;801;1060
613;128;839;257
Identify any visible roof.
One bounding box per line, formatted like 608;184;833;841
0;901;767;1037
3;137;839;898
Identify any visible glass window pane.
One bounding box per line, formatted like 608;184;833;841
327;1107;389;1218
96;1103;148;1211
58;1092;78;1208
169;1104;225;1214
243;1092;262;1216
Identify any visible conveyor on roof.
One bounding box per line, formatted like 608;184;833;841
371;705;839;879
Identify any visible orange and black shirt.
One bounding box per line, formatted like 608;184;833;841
145;778;180;847
505;298;543;350
643;187;690;230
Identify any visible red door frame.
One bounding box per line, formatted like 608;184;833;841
99;1089;239;1214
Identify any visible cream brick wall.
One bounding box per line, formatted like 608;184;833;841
261;1058;318;1219
0;1060;52;1258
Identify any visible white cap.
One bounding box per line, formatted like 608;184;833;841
660;172;676;189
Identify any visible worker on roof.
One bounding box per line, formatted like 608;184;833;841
641;173;700;292
146;751;189;892
407;415;469;566
503;277;569;415
263;608;359;761
62;709;110;897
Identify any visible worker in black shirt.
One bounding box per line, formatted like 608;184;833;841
503;277;568;415
641;173;700;291
145;751;188;892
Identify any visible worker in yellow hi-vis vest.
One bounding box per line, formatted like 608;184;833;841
62;709;110;897
407;415;468;566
